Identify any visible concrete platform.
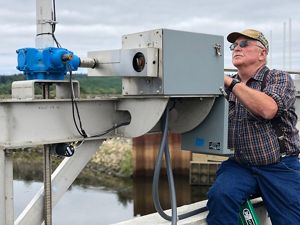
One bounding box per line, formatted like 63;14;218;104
113;199;272;225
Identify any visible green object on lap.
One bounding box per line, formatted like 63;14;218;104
239;199;261;225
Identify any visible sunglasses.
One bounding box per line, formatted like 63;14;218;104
229;40;264;51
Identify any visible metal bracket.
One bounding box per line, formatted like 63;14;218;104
11;80;80;100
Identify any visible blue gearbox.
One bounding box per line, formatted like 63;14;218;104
16;47;80;80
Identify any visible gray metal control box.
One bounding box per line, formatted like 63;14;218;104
88;29;224;96
181;96;232;155
88;29;230;156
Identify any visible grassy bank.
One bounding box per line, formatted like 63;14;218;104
89;138;133;177
12;138;133;199
12;137;133;179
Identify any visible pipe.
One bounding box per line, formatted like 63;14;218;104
79;57;97;68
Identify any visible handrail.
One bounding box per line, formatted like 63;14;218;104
224;68;300;75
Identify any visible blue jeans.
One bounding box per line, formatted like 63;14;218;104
206;156;300;225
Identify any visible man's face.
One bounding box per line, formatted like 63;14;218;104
231;37;266;68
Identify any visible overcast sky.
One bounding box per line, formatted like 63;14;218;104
0;0;299;75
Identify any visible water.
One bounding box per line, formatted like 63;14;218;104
14;176;209;225
14;180;133;225
12;148;210;224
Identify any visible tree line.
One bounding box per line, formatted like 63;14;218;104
0;74;122;96
0;74;25;95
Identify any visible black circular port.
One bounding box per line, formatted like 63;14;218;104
132;52;145;72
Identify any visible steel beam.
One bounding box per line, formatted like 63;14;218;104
0;98;170;148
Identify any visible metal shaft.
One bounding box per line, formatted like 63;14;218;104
43;83;52;225
43;145;52;225
37;3;55;222
79;57;97;68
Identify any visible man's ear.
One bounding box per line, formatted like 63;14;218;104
259;49;267;60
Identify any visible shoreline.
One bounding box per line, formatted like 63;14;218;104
12;138;134;196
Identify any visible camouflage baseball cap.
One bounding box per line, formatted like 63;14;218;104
227;29;269;52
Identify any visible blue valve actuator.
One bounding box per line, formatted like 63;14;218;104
16;47;80;80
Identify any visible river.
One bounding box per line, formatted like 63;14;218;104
14;175;210;225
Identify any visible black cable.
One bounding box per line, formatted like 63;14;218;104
68;64;87;138
67;64;130;139
152;105;208;224
36;32;52;36
51;0;61;48
89;121;130;138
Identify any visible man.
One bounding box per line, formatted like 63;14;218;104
206;29;300;225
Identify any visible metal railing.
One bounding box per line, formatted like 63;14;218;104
224;68;300;75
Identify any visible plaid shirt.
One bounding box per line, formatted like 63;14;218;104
228;66;300;165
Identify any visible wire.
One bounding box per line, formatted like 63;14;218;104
89;121;130;138
67;64;130;139
51;0;61;48
152;104;208;225
52;1;129;138
68;63;88;138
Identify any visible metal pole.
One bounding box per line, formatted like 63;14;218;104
5;151;14;225
43;145;52;225
43;83;52;225
283;21;286;70
43;139;52;225
36;0;55;223
269;30;272;68
224;68;300;76
0;148;6;225
0;148;14;225
36;0;54;49
289;18;292;70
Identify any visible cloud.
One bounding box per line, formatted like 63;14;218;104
1;0;300;75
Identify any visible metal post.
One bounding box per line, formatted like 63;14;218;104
36;1;55;220
283;22;286;70
42;84;50;99
43;83;52;225
0;148;14;225
43;145;52;225
0;148;6;225
36;0;54;49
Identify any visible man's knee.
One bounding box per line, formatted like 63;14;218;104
208;182;239;203
208;181;250;209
